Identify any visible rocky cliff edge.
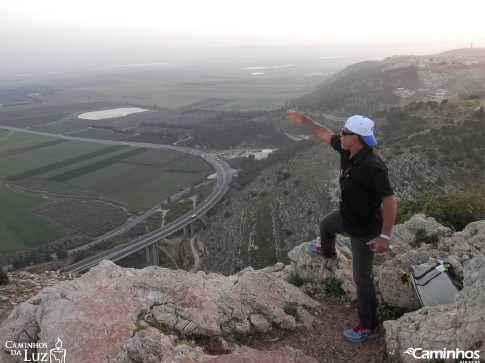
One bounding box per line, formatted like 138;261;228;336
1;215;484;362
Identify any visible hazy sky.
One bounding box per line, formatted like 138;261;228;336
2;0;484;54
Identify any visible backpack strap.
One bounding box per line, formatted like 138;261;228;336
412;263;440;280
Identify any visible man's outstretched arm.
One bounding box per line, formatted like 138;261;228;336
286;111;335;145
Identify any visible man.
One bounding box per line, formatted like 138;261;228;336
286;110;397;343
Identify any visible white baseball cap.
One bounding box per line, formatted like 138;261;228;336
345;115;377;146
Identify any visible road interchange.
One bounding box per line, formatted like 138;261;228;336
0;125;232;272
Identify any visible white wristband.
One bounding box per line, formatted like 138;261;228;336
380;234;391;241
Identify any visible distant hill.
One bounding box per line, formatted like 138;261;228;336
436;47;485;57
289;48;485;116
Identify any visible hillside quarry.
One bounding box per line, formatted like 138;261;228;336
1;214;484;362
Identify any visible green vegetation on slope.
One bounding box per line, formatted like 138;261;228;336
396;187;485;231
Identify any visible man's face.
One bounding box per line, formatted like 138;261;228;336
340;128;356;150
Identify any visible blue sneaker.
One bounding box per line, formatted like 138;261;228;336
308;243;338;262
343;325;380;343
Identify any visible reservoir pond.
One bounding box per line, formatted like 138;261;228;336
78;107;149;120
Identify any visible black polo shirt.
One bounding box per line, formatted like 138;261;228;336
330;135;394;237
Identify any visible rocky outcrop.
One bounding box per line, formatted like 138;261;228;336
1;215;484;362
288;238;356;299
287;215;485;362
384;256;485;363
113;329;314;363
0;260;318;362
377;216;484;310
375;214;454;310
289;214;484;311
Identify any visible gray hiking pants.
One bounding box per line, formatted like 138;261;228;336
320;210;379;329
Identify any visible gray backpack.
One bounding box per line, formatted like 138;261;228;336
410;258;461;307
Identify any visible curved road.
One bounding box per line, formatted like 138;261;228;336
0;125;232;273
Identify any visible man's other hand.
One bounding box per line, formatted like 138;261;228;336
366;237;391;253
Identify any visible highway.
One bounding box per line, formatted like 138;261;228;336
0;125;232;273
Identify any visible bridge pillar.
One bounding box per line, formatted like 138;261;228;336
145;242;159;266
189;222;196;236
183;225;190;236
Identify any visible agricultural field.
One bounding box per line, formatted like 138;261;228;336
0;185;65;253
0;131;212;254
0;101;119;125
65;128;136;140
0;138;124;179
0;132;56;153
33;200;129;238
69;69;316;112
1;57;331;115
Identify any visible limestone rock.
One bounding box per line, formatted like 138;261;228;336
1;216;484;362
377;217;485;310
454;257;485;353
441;220;485;265
0;260;319;362
113;327;316;363
288;240;356;299
376;249;437;310
288;215;485;314
389;214;452;256
383;256;485;362
287;216;485;362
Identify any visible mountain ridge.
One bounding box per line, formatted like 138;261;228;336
289;47;485;115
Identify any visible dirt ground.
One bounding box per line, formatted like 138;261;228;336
245;293;391;362
194;284;393;363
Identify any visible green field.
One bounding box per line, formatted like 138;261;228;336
0;186;66;253
0;131;211;253
0;138;123;179
0;132;55;152
0;133;211;211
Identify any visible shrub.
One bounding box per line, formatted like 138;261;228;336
396;187;485;231
149;320;171;334
341;250;352;260
286;273;305;287
222;326;262;345
412;229;439;248
378;303;408;321
283;302;298;316
323;276;344;297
